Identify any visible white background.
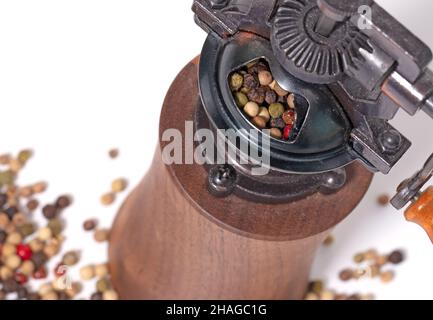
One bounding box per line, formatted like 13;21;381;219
0;0;432;300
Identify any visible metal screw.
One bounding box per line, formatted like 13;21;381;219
380;129;402;153
208;165;237;198
320;168;347;194
208;0;228;10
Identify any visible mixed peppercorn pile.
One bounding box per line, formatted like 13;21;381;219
0;149;127;300
230;59;298;141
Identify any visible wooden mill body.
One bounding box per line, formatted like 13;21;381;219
108;58;373;299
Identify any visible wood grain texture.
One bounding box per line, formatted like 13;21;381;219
405;186;433;243
108;58;374;300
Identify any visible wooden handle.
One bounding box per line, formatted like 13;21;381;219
405;186;433;243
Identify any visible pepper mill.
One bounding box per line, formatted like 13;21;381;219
109;0;433;299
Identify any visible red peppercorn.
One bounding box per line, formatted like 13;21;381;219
32;267;47;280
283;124;293;140
14;272;28;285
16;244;33;261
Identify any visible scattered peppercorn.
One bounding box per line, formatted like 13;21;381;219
95;263;109;278
31;252;48;269
388;250;405;265
108;148;119;159
111;178;128;194
100;192;116;206
62;251;80;267
80;265;95;281
83;218;98;231
48;218;63;236
17;150;32;165
16;244;32;261
0;230;6;244
0;193;7;207
42;204;57;220
377;194;390;206
322;235;335;246
103;290;119;300
56;195;71;209
380;270;395;283
26;199;39;211
339;269;354;282
90;292;103;300
96;278;111;293
305;280;373;301
32;182;48;194
94;229;110;243
17;286;29;299
353;252;365;264
2;279;19;293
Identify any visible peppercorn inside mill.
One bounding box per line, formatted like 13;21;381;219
230;59;298;141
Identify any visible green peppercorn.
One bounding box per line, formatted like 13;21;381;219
268;103;285;119
48;218;63;236
0;170;14;186
96;278;112;293
17;150;32;165
62;251;80;266
18;223;36;237
230;73;244;91
234;92;249;108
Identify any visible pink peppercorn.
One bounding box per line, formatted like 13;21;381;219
16;244;33;261
14;272;28;285
283;124;293;140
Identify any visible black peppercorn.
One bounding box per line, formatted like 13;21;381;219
90;292;103;300
243;73;259;90
0;193;7;208
42;204;58;220
57;291;70;300
31;252;48;269
17;286;28;299
247;87;266;104
26;292;40;300
339;269;354;282
83;219;98;231
2;279;19;293
56;195;71;209
270;118;286;130
388;250;405;265
265;89;277;104
0;230;6;244
5;206;18;219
